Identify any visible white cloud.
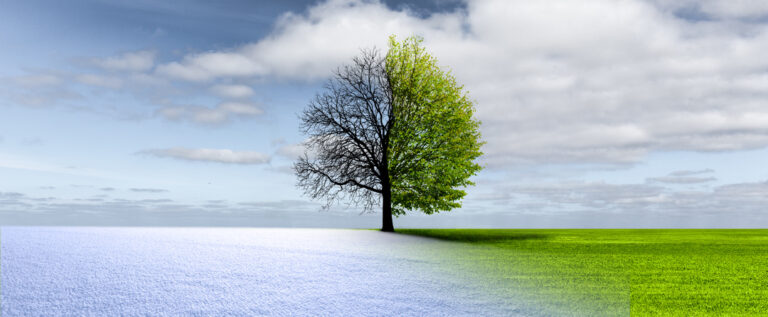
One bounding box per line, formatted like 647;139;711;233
1;73;81;107
701;1;768;19
211;84;255;98
647;176;717;184
130;188;168;193
276;142;305;159
652;0;768;20
669;169;714;177
154;0;456;81
218;102;262;115
157;102;263;125
141;148;271;164
145;0;768;165
13;74;62;87
482;178;768;216
157;52;263;81
76;74;124;89
94;50;156;72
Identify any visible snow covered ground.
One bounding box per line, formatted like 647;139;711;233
1;227;522;316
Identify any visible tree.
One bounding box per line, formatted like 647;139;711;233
295;36;483;232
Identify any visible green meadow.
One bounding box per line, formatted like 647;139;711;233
399;229;768;316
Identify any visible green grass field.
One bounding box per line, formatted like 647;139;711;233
398;229;768;316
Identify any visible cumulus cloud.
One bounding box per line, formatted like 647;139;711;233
276;142;305;159
12;74;62;87
651;0;768;20
154;0;448;81
93;50;156;72
450;0;768;166
700;1;768;19
1;73;82;107
145;0;768;167
157;102;263;125
210;84;255;98
141;147;271;164
75;74;124;89
647;169;717;184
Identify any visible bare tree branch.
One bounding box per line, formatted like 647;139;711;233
294;49;392;213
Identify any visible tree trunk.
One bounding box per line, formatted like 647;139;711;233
381;182;394;232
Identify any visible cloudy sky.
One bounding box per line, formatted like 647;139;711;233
2;0;768;228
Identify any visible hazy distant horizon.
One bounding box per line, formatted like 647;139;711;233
3;210;767;229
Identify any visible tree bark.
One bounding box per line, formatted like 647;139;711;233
381;186;395;232
381;136;394;232
381;182;394;232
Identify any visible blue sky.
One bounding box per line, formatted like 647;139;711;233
2;0;768;228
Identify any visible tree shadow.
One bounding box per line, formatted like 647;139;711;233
397;229;550;244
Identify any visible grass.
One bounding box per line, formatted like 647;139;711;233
398;229;768;316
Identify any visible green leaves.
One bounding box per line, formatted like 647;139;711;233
386;35;484;216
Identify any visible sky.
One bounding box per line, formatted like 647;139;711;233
2;0;768;228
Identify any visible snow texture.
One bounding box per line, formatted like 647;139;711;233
1;227;522;316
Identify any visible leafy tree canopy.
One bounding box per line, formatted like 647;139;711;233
295;35;483;230
387;35;484;216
